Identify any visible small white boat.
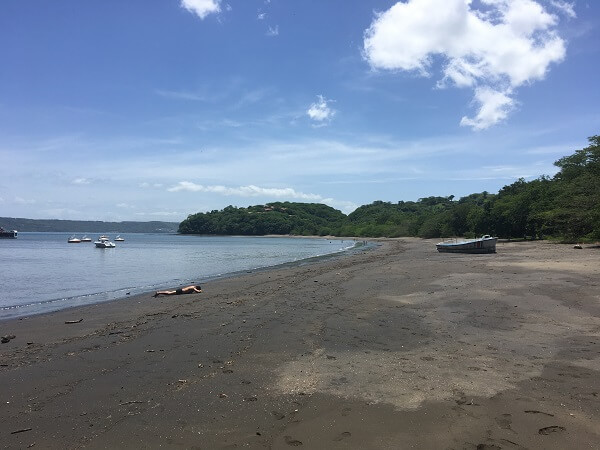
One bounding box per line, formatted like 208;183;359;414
68;236;82;243
80;235;92;242
114;235;125;241
94;235;116;248
436;235;497;254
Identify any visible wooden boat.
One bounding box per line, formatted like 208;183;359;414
436;235;497;253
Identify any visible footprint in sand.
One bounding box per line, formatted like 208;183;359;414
495;413;512;430
524;410;554;417
333;431;351;442
284;436;303;446
271;411;285;420
538;425;565;435
476;444;501;450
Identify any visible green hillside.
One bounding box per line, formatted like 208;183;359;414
179;135;600;241
178;202;346;236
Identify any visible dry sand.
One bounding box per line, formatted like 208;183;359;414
1;238;599;449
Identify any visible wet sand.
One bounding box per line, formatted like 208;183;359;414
1;238;599;449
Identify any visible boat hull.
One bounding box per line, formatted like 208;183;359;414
95;241;116;248
436;237;497;254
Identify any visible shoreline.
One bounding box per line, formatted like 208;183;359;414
1;235;364;322
1;238;599;448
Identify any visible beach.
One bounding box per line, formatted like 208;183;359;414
1;238;599;449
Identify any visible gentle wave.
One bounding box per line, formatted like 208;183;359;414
0;233;358;320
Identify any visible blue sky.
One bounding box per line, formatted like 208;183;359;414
1;0;598;222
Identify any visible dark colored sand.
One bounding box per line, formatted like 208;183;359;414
1;238;599;449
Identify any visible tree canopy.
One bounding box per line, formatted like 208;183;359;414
179;135;600;241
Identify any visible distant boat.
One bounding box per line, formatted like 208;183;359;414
436;235;497;254
68;236;82;243
0;226;17;239
95;240;116;248
80;235;92;242
114;235;125;241
94;235;116;248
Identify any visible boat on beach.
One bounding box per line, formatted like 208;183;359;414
0;226;17;239
436;235;497;254
94;235;116;248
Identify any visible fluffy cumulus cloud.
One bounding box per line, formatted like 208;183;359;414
460;87;514;129
168;182;323;200
181;0;221;19
307;95;336;125
363;0;570;129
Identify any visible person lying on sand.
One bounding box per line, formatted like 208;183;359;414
153;285;202;297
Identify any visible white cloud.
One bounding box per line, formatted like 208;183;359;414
155;89;207;101
307;95;336;124
167;182;359;213
258;12;266;20
181;0;221;19
14;196;35;205
363;0;568;129
168;182;324;201
460;87;515;130
550;1;576;18
136;211;182;217
72;177;91;185
266;25;279;37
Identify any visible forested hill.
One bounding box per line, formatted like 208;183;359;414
178;202;346;236
0;218;178;233
179;135;600;241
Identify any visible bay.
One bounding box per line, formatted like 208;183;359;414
0;233;356;320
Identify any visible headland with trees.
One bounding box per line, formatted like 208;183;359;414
179;135;600;242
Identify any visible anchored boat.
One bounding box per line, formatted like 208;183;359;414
436;235;497;254
94;235;116;248
0;226;17;239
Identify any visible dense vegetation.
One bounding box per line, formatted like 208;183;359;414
178;202;346;236
179;135;600;241
0;218;179;233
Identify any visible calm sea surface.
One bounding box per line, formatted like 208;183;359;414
0;233;356;320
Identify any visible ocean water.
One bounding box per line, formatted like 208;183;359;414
0;233;356;320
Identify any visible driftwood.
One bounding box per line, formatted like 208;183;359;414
64;319;83;324
11;427;32;434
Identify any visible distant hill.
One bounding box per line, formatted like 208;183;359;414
177;134;600;241
178;202;346;236
0;218;179;233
